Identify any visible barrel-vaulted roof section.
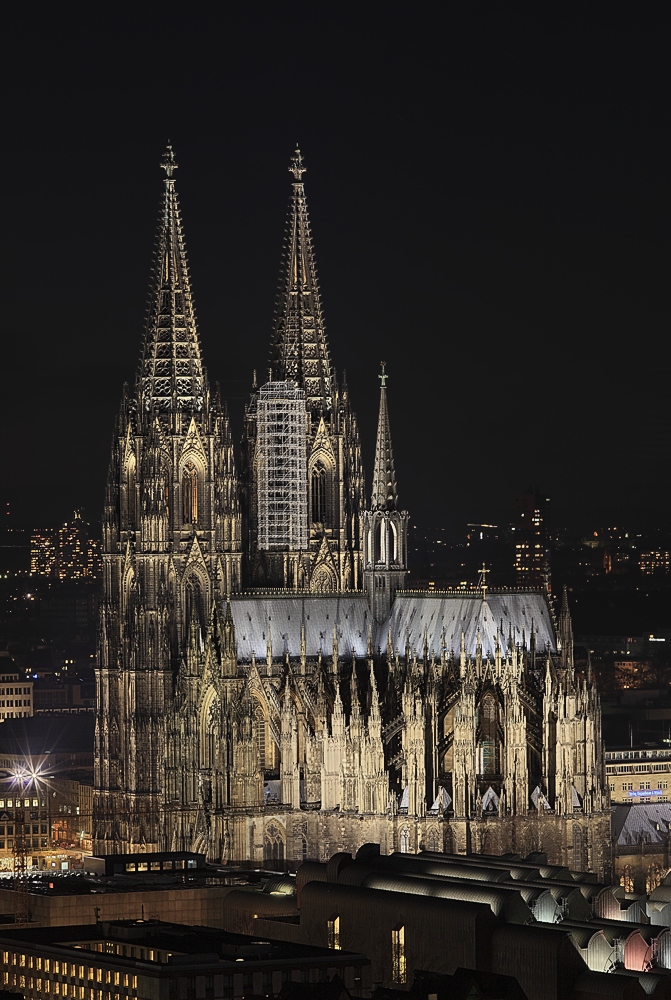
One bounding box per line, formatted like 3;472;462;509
228;591;556;662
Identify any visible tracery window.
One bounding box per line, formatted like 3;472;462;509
311;464;327;524
254;704;267;770
619;864;634;893
200;700;218;771
478;692;499;775
182;462;198;524
399;826;410;853
263;823;285;863
126;461;136;527
646;862;662;894
426;828;440;853
573;825;583;871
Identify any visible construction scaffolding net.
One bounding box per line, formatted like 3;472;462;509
256;382;308;552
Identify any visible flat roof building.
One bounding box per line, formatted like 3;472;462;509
0;919;370;1000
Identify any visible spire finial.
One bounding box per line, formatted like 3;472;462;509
289;147;306;181
161;143;178;178
379;361;388;388
477;563;490;602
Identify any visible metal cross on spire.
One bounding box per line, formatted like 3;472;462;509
379;361;388;388
289;147;306;181
478;563;490;602
161;142;178;178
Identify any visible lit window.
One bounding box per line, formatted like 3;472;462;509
327;916;340;950
392;925;406;984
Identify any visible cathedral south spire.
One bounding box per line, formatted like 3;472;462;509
138;143;205;411
243;148;365;592
270;148;334;412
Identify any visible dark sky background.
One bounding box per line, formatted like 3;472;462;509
2;7;669;541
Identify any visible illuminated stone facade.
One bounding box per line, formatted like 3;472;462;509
94;147;611;879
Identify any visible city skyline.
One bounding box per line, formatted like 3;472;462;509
2;9;668;537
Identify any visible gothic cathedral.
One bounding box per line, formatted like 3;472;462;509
94;147;611;879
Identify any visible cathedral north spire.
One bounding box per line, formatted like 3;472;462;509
270;148;334;411
371;362;398;512
138;143;205;411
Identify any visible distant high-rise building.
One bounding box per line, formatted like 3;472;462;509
639;550;670;575
513;489;550;589
30;528;58;576
57;511;100;580
31;513;101;580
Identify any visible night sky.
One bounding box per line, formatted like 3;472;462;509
2;8;669;540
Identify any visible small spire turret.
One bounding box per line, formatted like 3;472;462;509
558;585;574;673
363;364;409;622
371;363;398;511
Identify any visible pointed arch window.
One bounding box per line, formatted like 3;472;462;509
572;824;583;871
263;823;285;863
200;700;218;770
478;692;499;775
646;862;662;894
311;464;327;525
126;459;136;528
164;468;170;520
185;577;203;632
426;827;440;853
254;704;267;771
619;864;634;893
182;462;198;524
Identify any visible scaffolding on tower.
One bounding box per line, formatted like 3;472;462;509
255;381;309;552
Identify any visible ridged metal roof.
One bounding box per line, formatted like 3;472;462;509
230;595;371;661
388;592;556;657
229;591;556;662
612;803;671;847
